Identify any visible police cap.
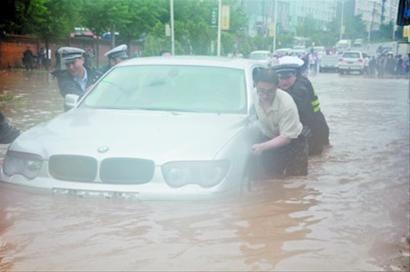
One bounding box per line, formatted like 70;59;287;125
58;47;85;64
105;44;128;60
272;56;304;77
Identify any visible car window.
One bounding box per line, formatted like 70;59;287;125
343;52;360;58
82;65;247;113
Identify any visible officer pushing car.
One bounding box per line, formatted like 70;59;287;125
53;47;101;98
100;44;129;74
273;56;330;155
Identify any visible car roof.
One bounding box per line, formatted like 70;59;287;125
117;56;263;69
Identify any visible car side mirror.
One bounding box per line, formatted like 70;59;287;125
64;94;80;111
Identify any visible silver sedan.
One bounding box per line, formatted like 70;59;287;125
1;57;263;199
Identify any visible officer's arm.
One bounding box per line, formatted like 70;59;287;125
57;77;81;97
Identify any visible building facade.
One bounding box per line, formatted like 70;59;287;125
354;0;399;32
242;0;338;36
287;0;338;32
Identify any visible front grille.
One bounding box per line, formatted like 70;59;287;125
49;155;97;182
100;158;154;184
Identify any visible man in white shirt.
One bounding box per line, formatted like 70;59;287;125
252;68;308;177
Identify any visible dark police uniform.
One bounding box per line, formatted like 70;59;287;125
53;47;102;97
54;68;101;97
273;56;330;155
0;112;20;144
287;75;329;155
99;44;128;75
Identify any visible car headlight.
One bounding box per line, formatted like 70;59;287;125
3;151;43;179
162;160;230;188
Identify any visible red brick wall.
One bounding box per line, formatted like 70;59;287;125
0;35;141;69
0;38;38;68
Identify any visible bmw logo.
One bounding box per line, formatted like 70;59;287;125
97;146;109;153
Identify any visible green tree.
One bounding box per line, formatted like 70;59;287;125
324;19;341;46
373;22;394;42
3;0;250;57
173;0;214;54
17;0;82;56
344;14;367;39
81;0;132;46
116;0;166;49
276;31;294;48
1;0;31;36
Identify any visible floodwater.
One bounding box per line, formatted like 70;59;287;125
0;70;409;271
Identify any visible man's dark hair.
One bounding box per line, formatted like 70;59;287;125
254;68;279;85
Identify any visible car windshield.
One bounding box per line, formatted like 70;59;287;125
82;65;247;113
343;52;360;58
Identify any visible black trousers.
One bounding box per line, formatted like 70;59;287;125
251;134;308;179
308;111;330;155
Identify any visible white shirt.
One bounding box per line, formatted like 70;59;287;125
254;89;303;139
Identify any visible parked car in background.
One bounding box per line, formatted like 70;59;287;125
319;54;339;73
335;39;352;52
338;51;365;75
1;57;264;200
352;39;364;48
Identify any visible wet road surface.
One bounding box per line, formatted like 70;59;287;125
0;70;409;271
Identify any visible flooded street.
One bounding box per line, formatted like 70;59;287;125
0;70;409;271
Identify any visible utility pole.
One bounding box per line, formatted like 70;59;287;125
111;24;116;48
392;24;396;40
217;0;222;56
273;0;278;52
339;0;344;40
381;0;386;25
170;0;175;55
368;1;376;43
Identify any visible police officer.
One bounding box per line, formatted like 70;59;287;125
273;56;329;155
100;44;128;74
251;68;308;178
54;47;101;98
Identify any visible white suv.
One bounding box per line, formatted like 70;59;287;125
338;51;365;75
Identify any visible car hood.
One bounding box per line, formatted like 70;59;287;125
12;109;248;163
